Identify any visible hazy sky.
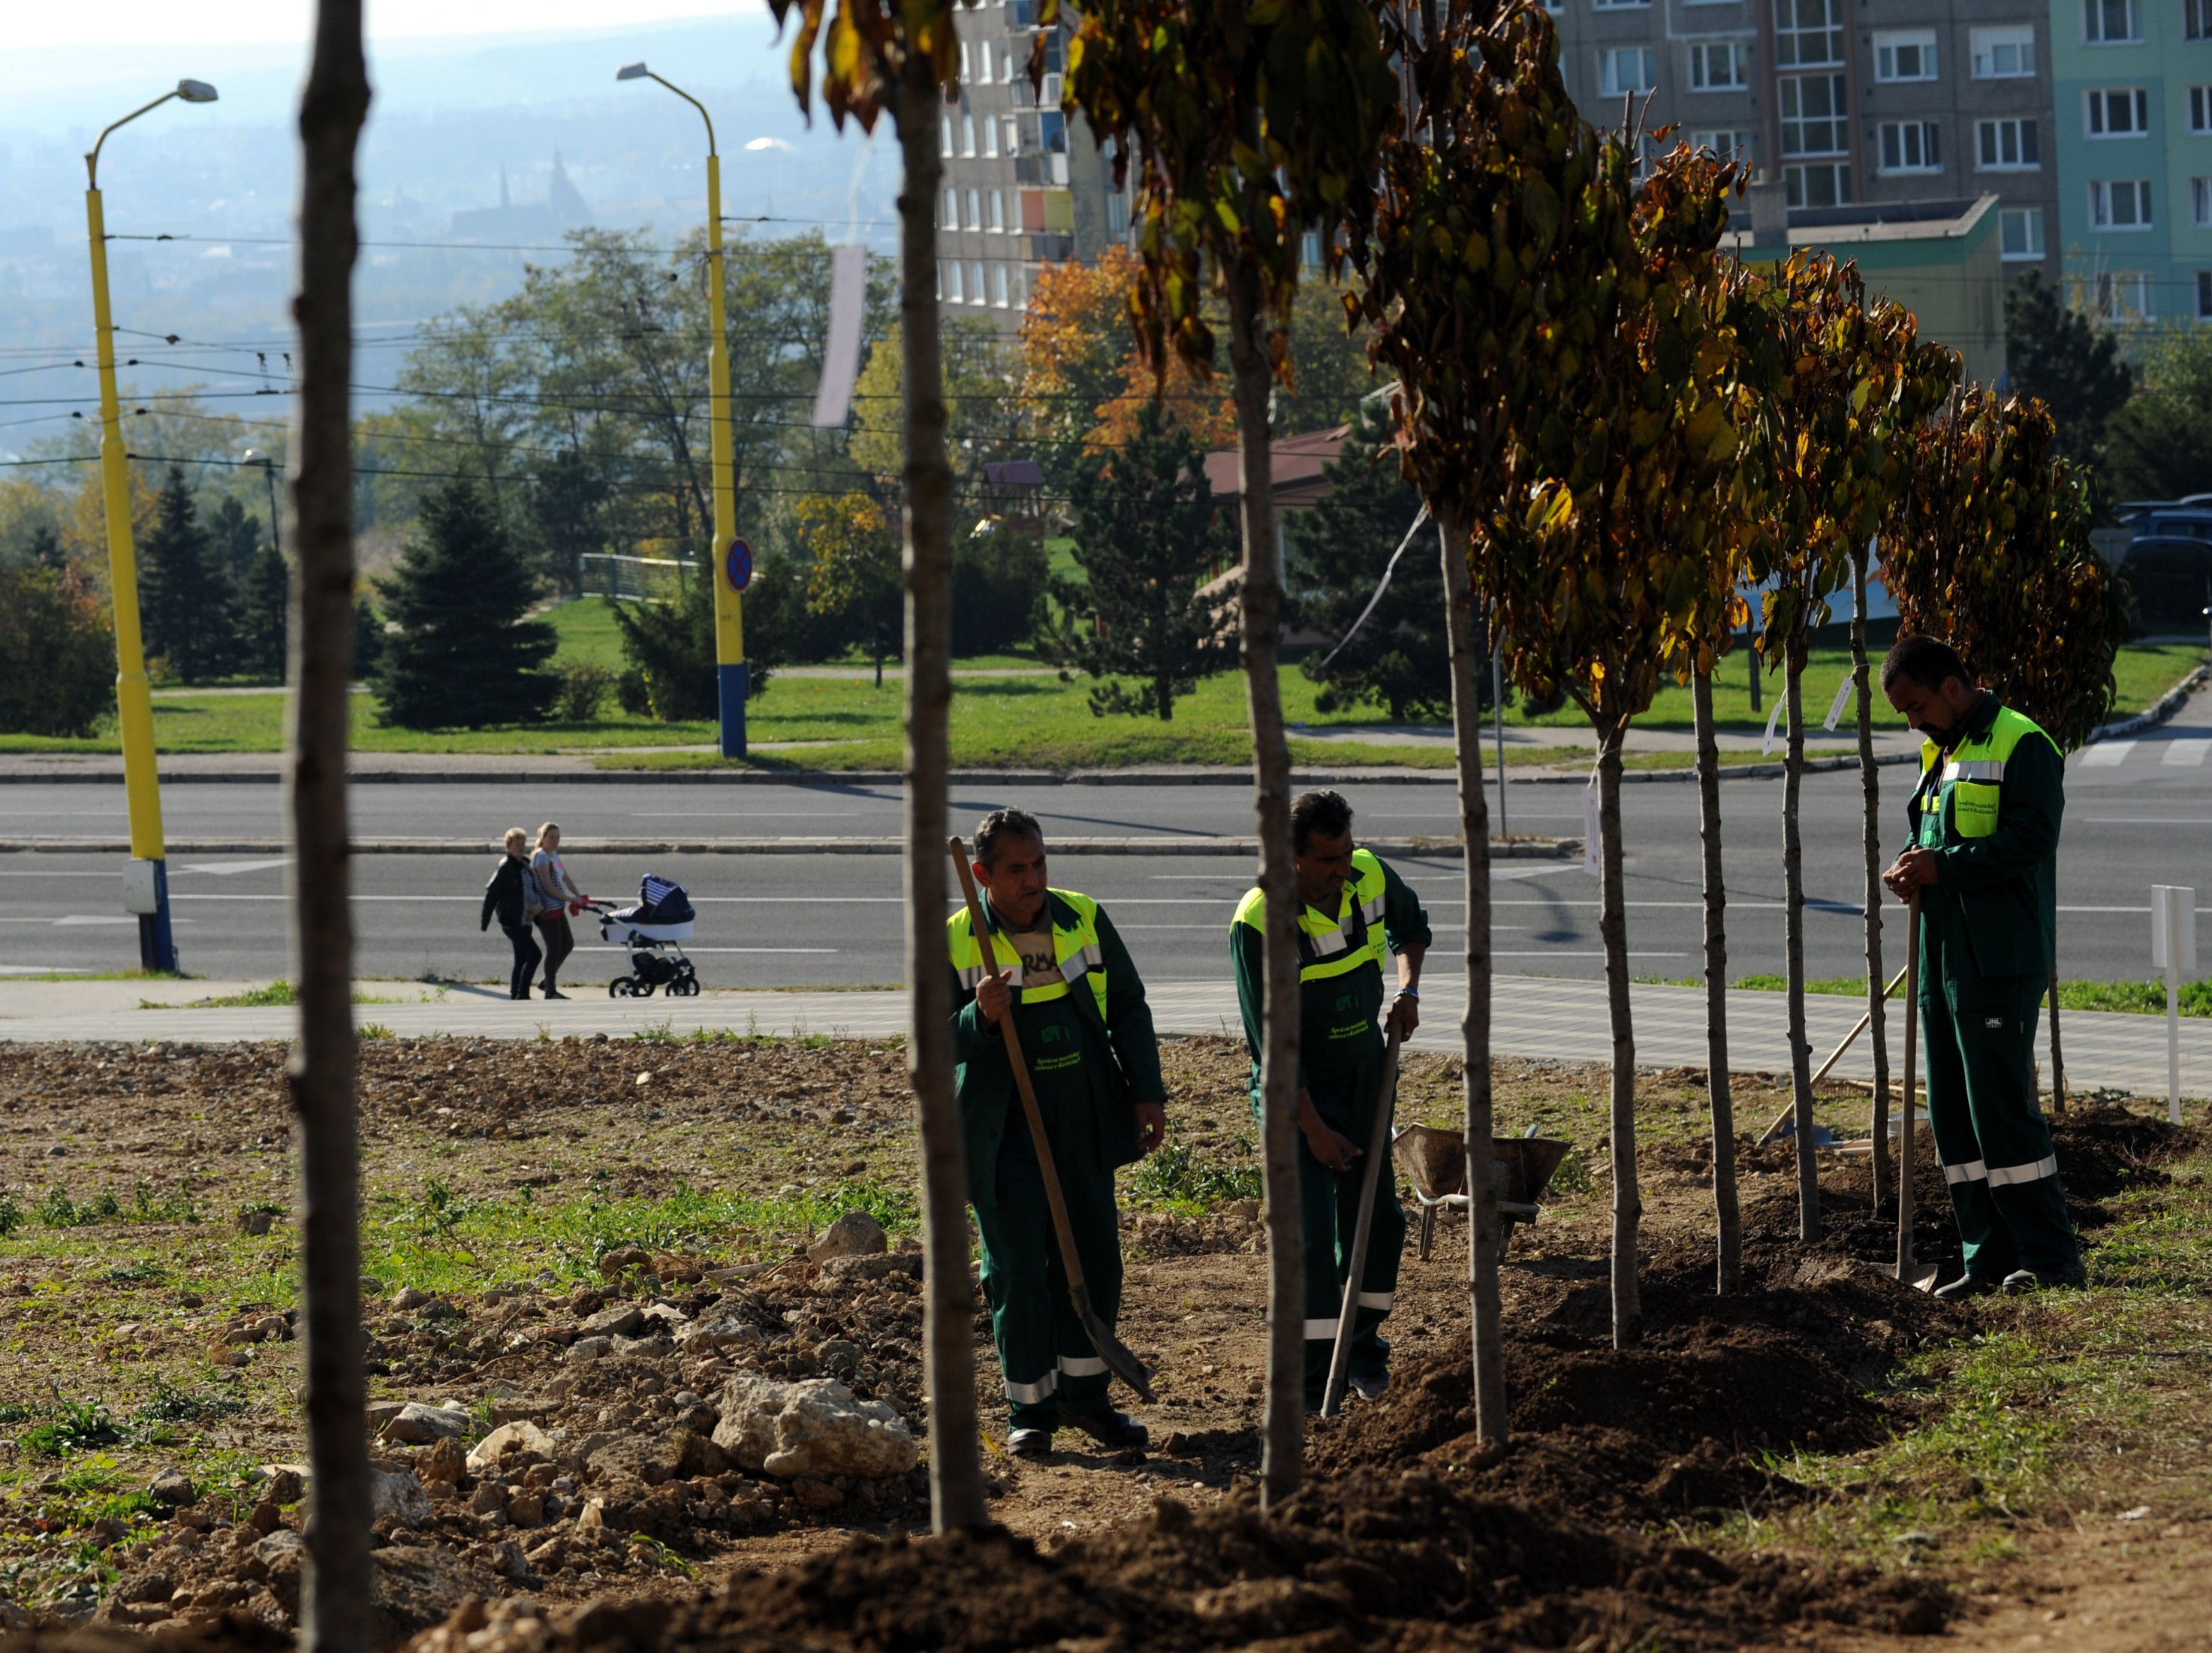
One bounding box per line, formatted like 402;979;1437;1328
9;0;764;50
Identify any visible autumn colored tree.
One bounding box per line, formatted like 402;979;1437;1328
795;490;903;686
1743;254;1957;1241
1020;246;1144;458
1058;0;1397;1504
765;0;984;1529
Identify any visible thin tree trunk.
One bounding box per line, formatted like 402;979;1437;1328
1852;550;1891;1205
1784;643;1819;1241
289;6;371;1646
2048;961;2067;1116
894;65;986;1534
1746;621;1761;715
1692;668;1738;1294
1596;713;1641;1348
1439;514;1504;1440
1225;252;1303;1510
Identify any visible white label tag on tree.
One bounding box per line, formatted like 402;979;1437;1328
1582;783;1602;879
1823;674;1854;731
1761;695;1786;756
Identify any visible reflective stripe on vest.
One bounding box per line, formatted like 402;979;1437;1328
1916;705;2051;845
946;888;1111;1023
1231;849;1391;984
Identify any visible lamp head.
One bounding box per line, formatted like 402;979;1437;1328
616;62;650;81
242;448;269;466
176;80;218;103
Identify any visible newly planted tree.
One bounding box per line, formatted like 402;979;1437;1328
1352;0;1616;1423
1059;0;1396;1503
290;0;373;1642
1744;255;1956;1241
765;0;984;1529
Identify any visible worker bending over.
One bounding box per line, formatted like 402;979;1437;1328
949;808;1167;1459
1231;789;1428;1407
1882;634;2084;1297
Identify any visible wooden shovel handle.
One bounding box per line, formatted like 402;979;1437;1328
1896;894;1921;1277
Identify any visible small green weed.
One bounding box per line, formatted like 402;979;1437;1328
101;1259;167;1285
38;1187;120;1227
1128;1142;1263;1211
20;1403;123;1458
134;1383;249;1427
360;1021;396;1039
0;1192;21;1235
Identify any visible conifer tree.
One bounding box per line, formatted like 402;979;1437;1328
1042;402;1235;720
140;466;242;683
241;540;290;681
375;478;558;728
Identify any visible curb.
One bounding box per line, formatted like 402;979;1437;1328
0;834;1581;860
2085;665;2208;744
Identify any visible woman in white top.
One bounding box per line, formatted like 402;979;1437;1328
529;822;591;999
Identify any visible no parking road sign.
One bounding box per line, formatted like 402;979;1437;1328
725;537;754;592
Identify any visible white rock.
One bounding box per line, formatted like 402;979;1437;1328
711;1371;918;1480
381;1403;470;1443
806;1210;888;1263
369;1467;432;1528
465;1419;554;1476
674;1315;764;1352
567;1335;612;1362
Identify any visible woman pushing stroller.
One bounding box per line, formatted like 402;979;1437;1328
529;822;592;1000
479;828;543;1000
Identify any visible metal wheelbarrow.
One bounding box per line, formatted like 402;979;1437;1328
1392;1125;1572;1261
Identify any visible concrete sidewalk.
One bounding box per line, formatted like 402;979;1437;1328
4;974;2203;1101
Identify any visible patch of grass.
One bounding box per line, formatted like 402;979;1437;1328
1127;1142;1263;1213
5;970;197;983
360;1022;396;1039
1725;973;2212;1016
20;1403;123;1459
1732;973;1877;996
133;1384;249;1427
165;981;395;1009
39;1186;121;1226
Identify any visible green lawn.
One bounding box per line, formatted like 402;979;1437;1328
5;627;2198;768
1719;971;2212;1017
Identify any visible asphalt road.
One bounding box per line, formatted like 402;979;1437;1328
0;707;2205;987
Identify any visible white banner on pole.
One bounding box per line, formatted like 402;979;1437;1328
1761;693;1785;756
2153;884;2197;1124
1822;672;1853;731
811;243;868;429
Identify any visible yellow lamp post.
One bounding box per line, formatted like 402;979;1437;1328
618;62;746;757
84;78;218;973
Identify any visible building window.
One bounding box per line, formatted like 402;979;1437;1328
987;189;1005;231
1780;72;1849;154
2190;0;2212;38
1691;128;1758;164
1594;0;1650;11
1784;161;1852;207
961;114;977;156
1976;119;2040;168
942;186;958;228
2087;88;2150;135
1774;0;1843;68
959;188;975;228
940;115;954;155
1107;190;1130;237
1599;47;1659;94
1689;41;1751;88
944;260;963;302
958;41;972;82
2084;0;2141;43
1970;25;2035;77
1874;29;1937;82
2194;176;2212;227
2000;207;2045;259
1879;121;1942;172
2190;86;2212;131
2090;178;2155;227
968;261;987;303
2198;270;2212;319
1003;116;1022;155
984;116;999;158
2093;271;2153;317
991;264;1010;306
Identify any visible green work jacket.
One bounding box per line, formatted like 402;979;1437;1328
1228;849;1431;1119
948;888;1166;1208
1902;693;2064;980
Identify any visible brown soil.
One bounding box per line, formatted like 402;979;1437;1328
0;1039;2194;1653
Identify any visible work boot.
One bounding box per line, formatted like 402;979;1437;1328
1065;1410;1148;1452
1933;1273;1997;1302
1007;1428;1053;1461
2002;1263;2087;1294
1349;1357;1390;1402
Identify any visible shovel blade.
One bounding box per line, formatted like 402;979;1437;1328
1073;1289;1154;1404
1895;1261;1938;1290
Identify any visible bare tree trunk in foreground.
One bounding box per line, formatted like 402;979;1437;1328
289;5;371;1645
894;62;987;1533
1596;717;1641;1348
1852;550;1892;1206
1783;646;1820;1241
1692;669;1738;1293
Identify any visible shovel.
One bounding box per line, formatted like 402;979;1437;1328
1895;894;1936;1289
1319;1022;1405;1418
950;839;1155;1404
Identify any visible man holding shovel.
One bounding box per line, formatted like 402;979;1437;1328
1881;634;2084;1298
1231;789;1429;1407
950;808;1167;1460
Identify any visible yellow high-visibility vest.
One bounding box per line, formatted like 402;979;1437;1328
947;889;1110;1023
1915;704;2051;844
1231;848;1391;984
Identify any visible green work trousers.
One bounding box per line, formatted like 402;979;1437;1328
1298;1070;1404;1401
1920;915;2080;1282
975;1100;1124;1432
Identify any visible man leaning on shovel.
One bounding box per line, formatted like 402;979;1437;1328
1881;633;2085;1299
1232;789;1429;1409
950;807;1167;1461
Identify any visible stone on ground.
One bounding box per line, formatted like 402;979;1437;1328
711;1370;917;1479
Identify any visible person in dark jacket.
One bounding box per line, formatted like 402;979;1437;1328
481;828;542;1000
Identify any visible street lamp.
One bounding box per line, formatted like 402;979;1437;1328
618;60;747;759
84;78;218;973
242;448;281;560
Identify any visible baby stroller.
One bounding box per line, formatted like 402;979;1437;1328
598;875;700;998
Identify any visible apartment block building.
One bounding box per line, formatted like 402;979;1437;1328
1550;0;2060;281
2048;0;2212;319
934;0;1126;333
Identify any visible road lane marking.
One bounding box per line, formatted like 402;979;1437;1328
2162;741;2210;768
2080;744;2133;767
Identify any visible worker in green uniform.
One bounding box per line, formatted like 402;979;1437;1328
1881;634;2084;1298
1231;789;1429;1406
950;807;1168;1459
